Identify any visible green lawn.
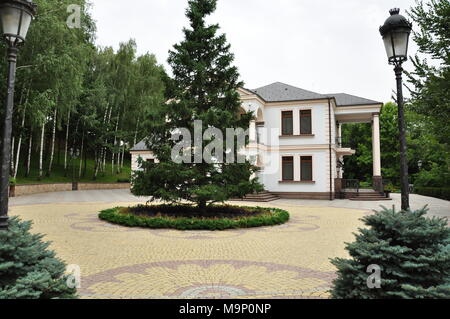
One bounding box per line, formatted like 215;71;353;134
14;152;131;185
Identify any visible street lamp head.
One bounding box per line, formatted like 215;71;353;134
380;8;412;65
0;0;36;47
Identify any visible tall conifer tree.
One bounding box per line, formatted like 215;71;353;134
132;0;262;209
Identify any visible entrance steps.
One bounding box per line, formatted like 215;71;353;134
232;191;280;202
349;191;392;201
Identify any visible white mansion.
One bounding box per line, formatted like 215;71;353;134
131;82;384;200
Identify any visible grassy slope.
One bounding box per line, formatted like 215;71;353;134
15;151;131;185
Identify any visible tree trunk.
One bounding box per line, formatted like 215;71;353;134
13;109;26;179
38;123;45;180
47;107;57;177
133;117;140;146
93;150;99;180
64;110;71;173
112;115;119;175
120;145;125;169
10;136;15;175
78;133;84;178
26;132;32;177
102;106;112;173
83;150;87;177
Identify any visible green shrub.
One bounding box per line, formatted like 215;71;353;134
384;184;399;193
330;207;450;299
0;217;77;299
415;187;450;201
99;205;290;231
116;178;131;183
360;181;372;189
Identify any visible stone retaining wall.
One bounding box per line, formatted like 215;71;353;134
11;183;130;197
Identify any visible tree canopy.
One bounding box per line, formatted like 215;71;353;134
0;0;167;182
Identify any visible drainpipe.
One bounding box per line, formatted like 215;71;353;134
328;98;333;201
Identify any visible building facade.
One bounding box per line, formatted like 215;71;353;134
130;82;383;200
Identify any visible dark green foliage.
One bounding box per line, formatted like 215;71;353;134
331;207;450;299
0;217;77;299
406;0;450;145
415;187;450;201
132;0;262;208
342;102;449;188
99;206;289;231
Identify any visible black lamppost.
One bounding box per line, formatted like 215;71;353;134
380;8;412;211
0;0;36;230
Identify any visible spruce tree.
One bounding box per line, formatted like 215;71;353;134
132;0;262;209
0;217;77;299
331;207;450;299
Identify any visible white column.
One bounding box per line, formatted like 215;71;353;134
372;113;381;176
337;123;342;146
249;120;256;143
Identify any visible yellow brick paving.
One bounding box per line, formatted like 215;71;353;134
9;202;367;299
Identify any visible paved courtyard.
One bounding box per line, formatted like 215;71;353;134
9;190;449;299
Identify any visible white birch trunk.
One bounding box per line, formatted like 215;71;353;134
47;107;57;176
112;114;119;175
10;136;15;174
26;133;32;177
38;123;45;180
13;110;26;179
78;135;84;178
64;111;70;171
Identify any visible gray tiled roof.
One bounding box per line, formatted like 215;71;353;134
326;93;381;106
252;82;327;102
250;82;381;106
130;140;149;151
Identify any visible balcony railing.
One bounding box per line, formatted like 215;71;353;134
336;137;353;148
342;179;360;193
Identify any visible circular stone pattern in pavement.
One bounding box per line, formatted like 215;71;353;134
9;201;368;299
79;260;335;299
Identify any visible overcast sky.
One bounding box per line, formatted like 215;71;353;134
90;0;418;103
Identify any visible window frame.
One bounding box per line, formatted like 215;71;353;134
281;111;294;136
282;156;295;181
300;156;313;181
300;109;312;135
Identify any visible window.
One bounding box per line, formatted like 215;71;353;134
146;158;155;163
281;111;293;135
301;156;313;181
300;110;312;134
282;156;294;181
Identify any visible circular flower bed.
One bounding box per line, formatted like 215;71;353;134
99;204;289;231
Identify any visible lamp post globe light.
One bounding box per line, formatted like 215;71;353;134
0;0;36;231
380;8;412;211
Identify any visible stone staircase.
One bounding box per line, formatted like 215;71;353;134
349;191;392;201
232;191;280;202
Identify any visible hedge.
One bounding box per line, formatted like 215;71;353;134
98;205;290;231
415;187;450;201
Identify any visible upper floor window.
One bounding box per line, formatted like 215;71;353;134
300;110;312;135
282;156;294;181
281;111;293;135
301;156;313;181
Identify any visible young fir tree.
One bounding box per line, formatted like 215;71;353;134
132;0;262;209
0;218;77;299
331;207;450;299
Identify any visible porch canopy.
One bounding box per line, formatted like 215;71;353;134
332;94;383;189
